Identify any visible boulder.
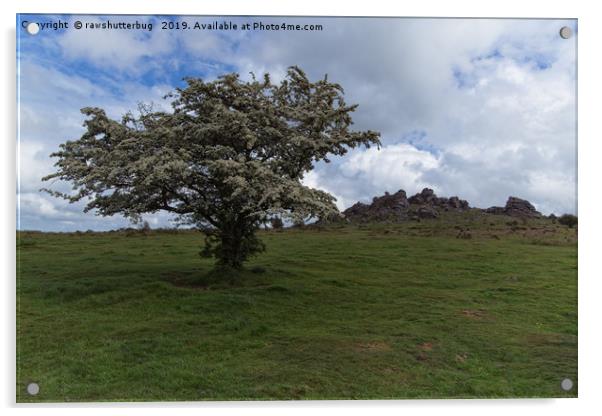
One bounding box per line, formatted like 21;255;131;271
448;196;469;210
485;196;542;218
415;205;439;219
408;188;436;205
504;196;542;218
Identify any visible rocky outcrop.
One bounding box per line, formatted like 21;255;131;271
336;188;543;224
342;188;469;223
343;190;410;222
485;196;542;218
408;188;469;211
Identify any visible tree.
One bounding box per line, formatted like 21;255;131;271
43;67;380;268
558;214;578;228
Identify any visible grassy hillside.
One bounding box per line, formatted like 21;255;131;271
16;211;577;401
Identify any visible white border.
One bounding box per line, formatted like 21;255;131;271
3;1;600;415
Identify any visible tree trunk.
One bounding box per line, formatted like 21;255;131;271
201;215;265;270
218;231;245;269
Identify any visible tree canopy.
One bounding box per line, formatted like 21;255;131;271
43;66;381;268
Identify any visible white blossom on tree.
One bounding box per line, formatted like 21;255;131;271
43;66;380;268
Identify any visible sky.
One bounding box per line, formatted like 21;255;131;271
17;15;577;231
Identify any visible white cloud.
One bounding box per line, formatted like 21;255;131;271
302;143;441;212
232;18;576;215
56;16;173;73
17;58;178;231
17;17;577;231
341;144;440;194
18;140;55;193
302;170;349;211
19;192;72;219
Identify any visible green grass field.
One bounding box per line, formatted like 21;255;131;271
16;211;577;401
